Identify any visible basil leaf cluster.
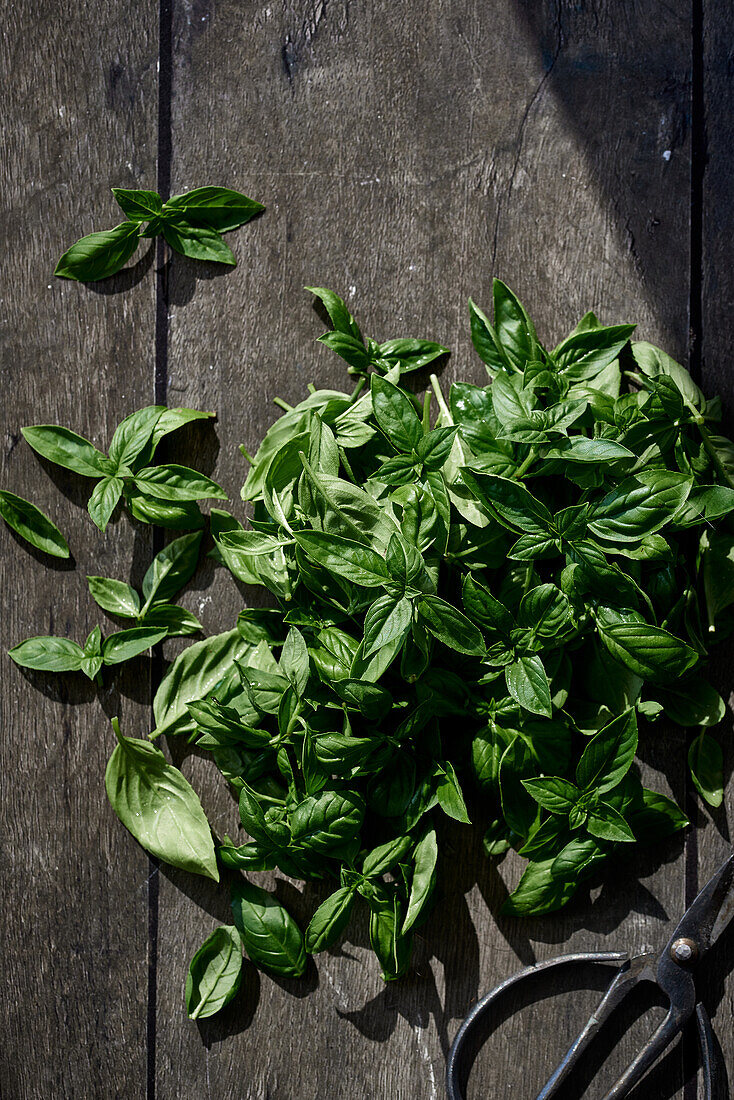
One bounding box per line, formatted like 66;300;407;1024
54;186;264;281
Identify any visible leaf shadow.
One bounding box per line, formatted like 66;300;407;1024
2;522;76;571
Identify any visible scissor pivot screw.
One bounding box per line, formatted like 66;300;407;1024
670;937;698;964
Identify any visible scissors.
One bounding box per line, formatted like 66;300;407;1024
447;851;734;1100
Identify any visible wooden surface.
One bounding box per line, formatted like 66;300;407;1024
1;1;732;1097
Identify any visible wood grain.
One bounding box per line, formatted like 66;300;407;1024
153;2;709;1097
0;2;157;1097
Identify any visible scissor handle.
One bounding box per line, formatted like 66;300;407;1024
446;951;628;1100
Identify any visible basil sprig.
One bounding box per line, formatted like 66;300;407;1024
54;186;264;281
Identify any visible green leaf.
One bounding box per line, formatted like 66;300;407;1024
102;626;166;665
290;789;365;853
105;722;218;880
88;476;124;531
305;886;356;954
502;858;581;916
597;621;698;683
87;576;141;618
306;286;362;340
517;584;572;638
522;776;580;814
54;221;141;281
370;376;423;453
553;324;636;380
317;331;371;371
0;491;69;557
468;298;505;372
631;341;704;410
368;890;411;981
576;709;638;794
108;406;165;469
185;925;243;1020
141;604;202;637
164;187;264;232
133;464;227;502
377;339;448;372
589;472;691;543
22;425;113;477
492;280;539;370
293;530;390;587
142;531;202;607
161;219;236;265
544;437;634;464
659;680;725;728
506;656;552;717
462;574;513;634
460;470;553;536
416;595;485;656
362;835;413;876
230;880;306;977
363;595;413;659
153;628;250;737
586;801;635;842
112;188;163;223
8;635;85;673
403;827;438;933
688;732;724;808
628;788;689;841
435;761;471;823
279;626;310;695
124;488;204;530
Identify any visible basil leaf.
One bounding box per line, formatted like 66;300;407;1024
363;595;413;659
370;376;423;453
141;604;202;637
576;709;638;794
377;339;448;372
153;629;250;737
293;530;390;587
279;627;310;695
362;835;413;876
87;576;141;618
290;789;365;853
164;187;264;232
305;887;356;954
8;635;85;673
306;286;362;341
368;891;411;981
553;324;636;380
589;472;692;543
317;331;371;371
230;880;306;977
108;406;165;469
88;476;124;531
112;188;163;223
522;776;580;814
161;219;236;265
124;488;205;530
493;280;539;370
502;858;581;916
461;470;553;535
416;595;485;656
688;732;724;808
586;802;635;843
54;221;141;281
468;297;505;373
505;655;552;717
102;626;167;664
597;621;698;683
142;531;202;606
0;491;69;557
105;722;218;880
185;925;243;1019
133;464;227;502
22;425;113;477
435;761;470;823
402;827;438;933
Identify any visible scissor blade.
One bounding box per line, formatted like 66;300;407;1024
664;851;734;960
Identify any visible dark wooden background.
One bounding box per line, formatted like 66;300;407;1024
1;1;733;1097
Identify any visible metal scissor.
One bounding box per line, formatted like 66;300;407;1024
447;851;734;1100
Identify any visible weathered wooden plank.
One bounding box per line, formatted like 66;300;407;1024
155;1;695;1097
698;0;734;1090
0;3;157;1096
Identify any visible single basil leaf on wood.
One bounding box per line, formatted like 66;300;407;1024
105;721;218;880
164;187;264;232
290;788;365;853
0;490;70;558
596;621;698;683
468;298;506;373
108;405;165;470
688;732;724;808
293;530;390;587
148;407;216;454
576;709;638;794
305;286;363;341
370;375;423;454
8;635;85;673
141;604;202;637
317;331;372;372
142;531;203;607
54;221;141;281
22;424;113;478
435;761;471;823
133;464;227;502
102;626;167;665
111;188;163;223
153;628;250;737
305;886;356;954
416;595;485;656
161;219;236;265
88;476;124;531
522;776;580;815
185;925;243;1020
87;576;141;618
505;655;552;717
658;679;725;728
403;826;438;933
230;880;306;977
362;595;413;659
502;858;581;916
